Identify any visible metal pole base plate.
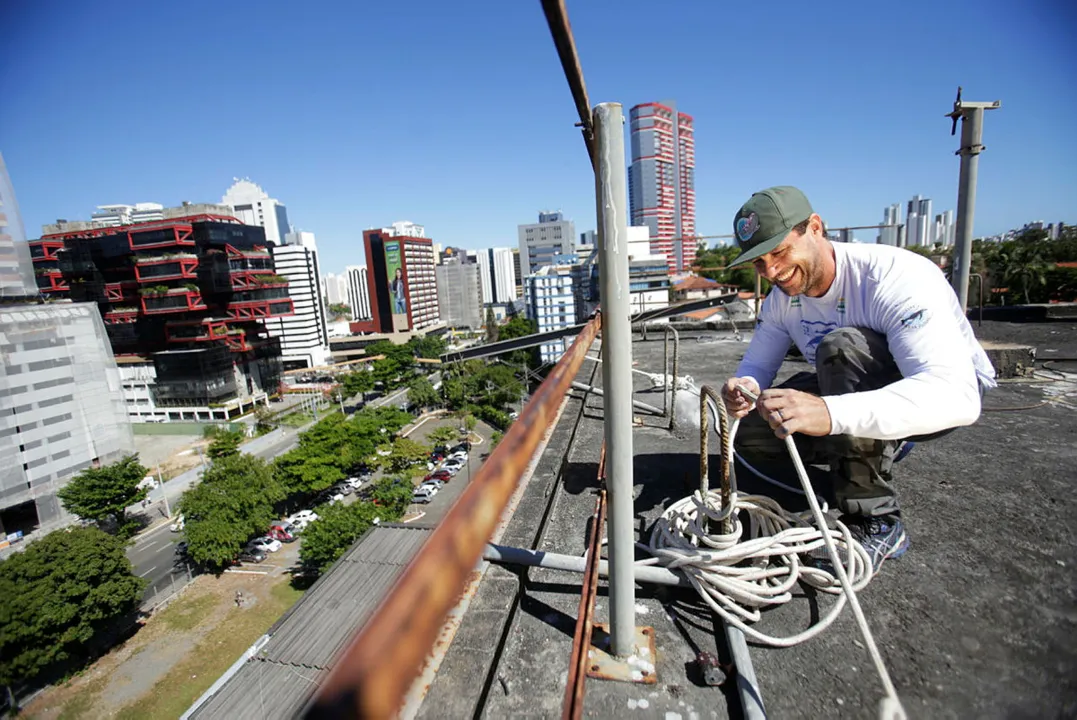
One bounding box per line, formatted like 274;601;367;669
585;624;657;684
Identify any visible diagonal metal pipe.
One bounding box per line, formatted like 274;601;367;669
304;315;602;720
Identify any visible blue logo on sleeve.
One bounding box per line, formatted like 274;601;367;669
900;308;929;329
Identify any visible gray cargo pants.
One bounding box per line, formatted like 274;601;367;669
734;326;953;518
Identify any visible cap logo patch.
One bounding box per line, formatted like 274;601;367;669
736;212;759;244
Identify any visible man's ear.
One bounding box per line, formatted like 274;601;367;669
809;213;825;238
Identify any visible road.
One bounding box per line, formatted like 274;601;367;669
127;371;441;607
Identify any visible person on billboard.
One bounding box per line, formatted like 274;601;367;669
391;267;407;315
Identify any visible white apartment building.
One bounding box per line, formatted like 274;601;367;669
525;264;578;364
345;265;371;320
0;303;135;538
626;225;671;317
390;220;426;238
221;178;291;245
266;232;330;369
518;211;576;277
322;272;348;306
475;247;518;304
89;203;165;227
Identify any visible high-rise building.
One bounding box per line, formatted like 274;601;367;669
525;263;578;364
904;195;935;247
322;272;348;306
626;226;671;317
578;230;597;255
436;261;482;330
935;210;955;247
31;213;291;422
345;265;371;320
356;229;439;333
878;204;901;246
90;203;165;227
518;211;575;276
266;232;330;369
221;178;291;245
475;247;518;305
628;102;697;273
0;152;37;298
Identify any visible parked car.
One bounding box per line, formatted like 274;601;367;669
266;526;295;543
425;470;451;483
419;479;443;491
238;549;267;564
287;510;319;527
170;514;185;532
412;486;439;504
450;441;471;453
344;477;365;490
248;537;282;553
175;541;189;557
332;482;354;496
314;491;344;507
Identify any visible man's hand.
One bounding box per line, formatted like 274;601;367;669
756;388;833;439
721;377;760;419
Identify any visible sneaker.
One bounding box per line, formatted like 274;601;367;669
894;441;916;463
812;515;910;576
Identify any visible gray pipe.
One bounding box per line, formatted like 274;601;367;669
593;102;636;657
483;543;688;587
570;380;663;415
725;623;768;719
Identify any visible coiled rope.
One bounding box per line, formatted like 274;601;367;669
640;386;907;719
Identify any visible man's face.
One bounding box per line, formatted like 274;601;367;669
751;219;824;297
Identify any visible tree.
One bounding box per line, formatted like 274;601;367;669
488;431;504;453
428;426;458;447
207;427;244;459
407;376;439;410
408;333;447;359
298;501;381;575
340;368;375;402
0;526;145;688
57;454;148;536
254;405;277;434
485;307;499;342
370;477;413;517
180;454;286;569
381;437;430;473
463;414;477;433
327;302;352;320
372;356;404;389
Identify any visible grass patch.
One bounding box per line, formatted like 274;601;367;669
156;592;217;632
279;410;316;428
112;579;304;720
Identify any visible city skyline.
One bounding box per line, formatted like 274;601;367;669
2;0;1074;276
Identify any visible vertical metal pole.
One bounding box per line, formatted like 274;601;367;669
952;107;983;312
593;102;635;657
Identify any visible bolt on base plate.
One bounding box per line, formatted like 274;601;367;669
585;624;657;684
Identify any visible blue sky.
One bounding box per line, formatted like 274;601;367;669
2;0;1074;275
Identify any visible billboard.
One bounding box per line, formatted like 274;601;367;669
384;239;409;331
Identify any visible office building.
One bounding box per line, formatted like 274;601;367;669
90;203;165;227
578;230;597;255
475;247;518;305
353;229;439;334
0;303;136;539
221;178;291;245
628;102;697;273
31;213;291;422
1;157;135;538
266;232;330;369
626;225;671;317
904;195;934;247
345;265;371;321
436;261;482;330
525;262;578;364
518;211;576;276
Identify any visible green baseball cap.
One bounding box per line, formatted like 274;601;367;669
730;186;814;266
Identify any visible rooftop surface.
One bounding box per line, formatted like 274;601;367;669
416;319;1077;719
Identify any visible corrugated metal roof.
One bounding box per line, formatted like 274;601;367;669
189;525;431;719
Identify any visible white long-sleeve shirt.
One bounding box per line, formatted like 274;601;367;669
735;242;996;440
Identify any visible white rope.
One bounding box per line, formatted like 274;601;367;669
642;400;908;719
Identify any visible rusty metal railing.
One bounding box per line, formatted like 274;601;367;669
305;314;603;719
